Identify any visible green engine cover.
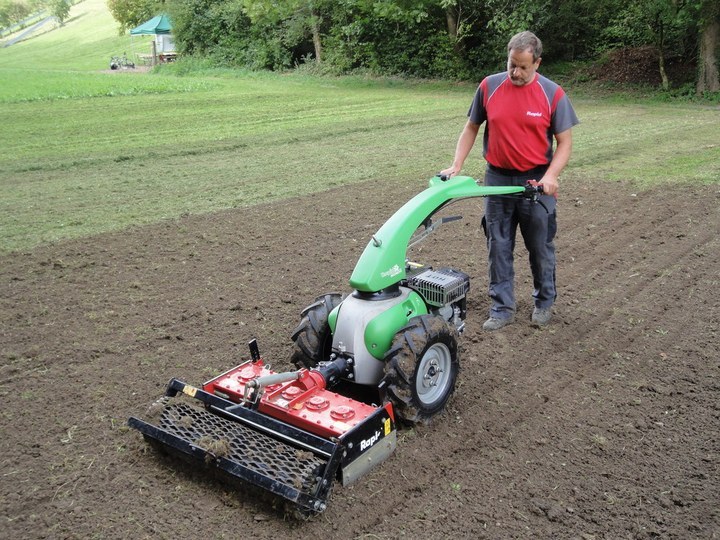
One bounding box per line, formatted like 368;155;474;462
348;176;526;293
363;289;428;360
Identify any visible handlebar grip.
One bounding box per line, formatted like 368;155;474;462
524;181;543;195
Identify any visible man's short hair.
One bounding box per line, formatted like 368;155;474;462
508;31;543;61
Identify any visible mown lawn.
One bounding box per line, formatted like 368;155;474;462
1;0;718;254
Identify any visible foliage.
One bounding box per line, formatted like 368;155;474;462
601;0;697;52
0;0;32;27
165;0;291;69
2;0;65;29
106;0;159;34
486;0;552;37
539;0;624;60
50;0;70;24
152;0;699;83
101;0;713;86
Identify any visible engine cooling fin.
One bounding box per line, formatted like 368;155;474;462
408;267;470;307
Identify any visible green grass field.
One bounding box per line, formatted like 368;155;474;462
1;0;719;254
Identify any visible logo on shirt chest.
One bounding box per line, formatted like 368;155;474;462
526;111;543;118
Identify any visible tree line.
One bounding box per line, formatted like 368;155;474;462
1;0;72;28
110;0;715;93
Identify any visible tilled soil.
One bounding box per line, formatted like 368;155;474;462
1;178;719;539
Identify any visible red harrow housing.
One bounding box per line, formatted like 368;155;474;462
129;340;394;514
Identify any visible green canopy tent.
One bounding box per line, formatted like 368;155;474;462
130;14;172;36
129;14;175;65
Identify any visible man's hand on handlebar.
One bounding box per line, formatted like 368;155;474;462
537;174;559;197
438;166;458;181
524;180;550;213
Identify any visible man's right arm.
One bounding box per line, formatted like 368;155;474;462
440;120;480;178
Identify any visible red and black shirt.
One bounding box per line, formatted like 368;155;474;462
468;72;579;172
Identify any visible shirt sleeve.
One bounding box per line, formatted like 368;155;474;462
551;91;580;134
467;83;486;125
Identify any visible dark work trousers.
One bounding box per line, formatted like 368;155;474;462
482;166;558;320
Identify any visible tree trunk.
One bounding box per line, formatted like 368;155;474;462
658;48;670;91
697;18;720;94
446;7;458;38
446;6;463;55
656;19;670;90
310;8;322;64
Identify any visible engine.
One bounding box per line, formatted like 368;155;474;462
407;267;470;332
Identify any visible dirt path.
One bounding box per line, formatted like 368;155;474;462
1;178;718;539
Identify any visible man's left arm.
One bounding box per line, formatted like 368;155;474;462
539;128;572;197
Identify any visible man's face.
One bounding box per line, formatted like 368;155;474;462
507;48;540;86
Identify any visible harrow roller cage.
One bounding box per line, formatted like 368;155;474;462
128;378;342;514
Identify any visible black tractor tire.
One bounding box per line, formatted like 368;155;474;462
290;293;344;369
383;314;459;425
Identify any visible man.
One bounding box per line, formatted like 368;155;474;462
441;31;579;330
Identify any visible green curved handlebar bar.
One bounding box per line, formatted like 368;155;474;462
348;175;526;293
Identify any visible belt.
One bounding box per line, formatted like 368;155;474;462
488;163;549;177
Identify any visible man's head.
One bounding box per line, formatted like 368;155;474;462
507;31;542;86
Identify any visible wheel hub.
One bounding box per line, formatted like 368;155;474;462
416;343;451;405
424;362;440;385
